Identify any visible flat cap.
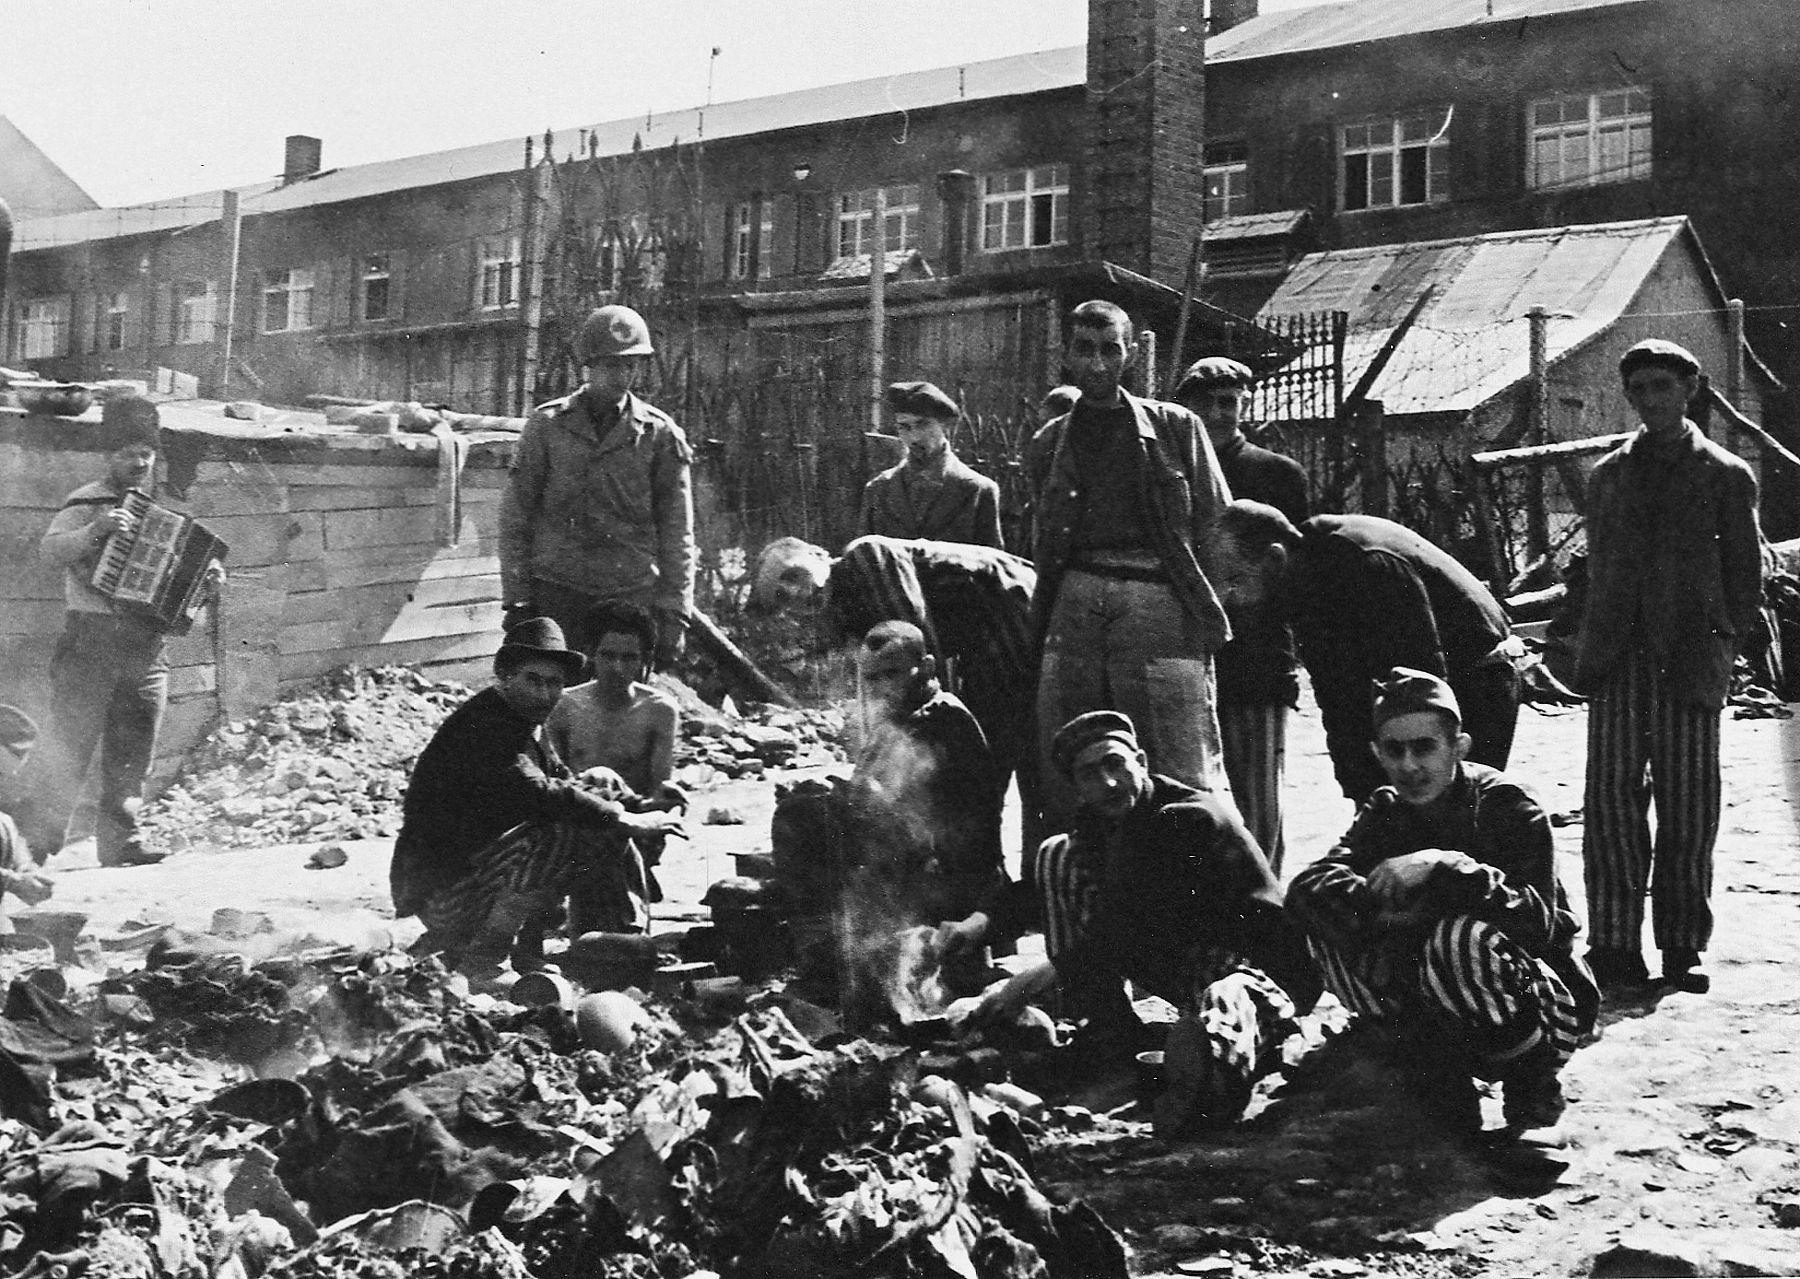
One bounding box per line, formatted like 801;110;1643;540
1175;357;1255;396
0;705;38;750
1371;667;1461;731
885;381;960;420
101;395;162;451
1619;339;1701;379
1050;709;1140;777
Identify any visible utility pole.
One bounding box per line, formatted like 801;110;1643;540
1526;305;1551;561
216;190;243;399
869;186;886;435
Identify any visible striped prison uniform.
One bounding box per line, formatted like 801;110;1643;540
1218;701;1288;874
1582;646;1721;955
417;820;638;963
1032;776;1320;1123
1287;762;1599;1076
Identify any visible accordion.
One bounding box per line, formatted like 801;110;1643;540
90;490;229;634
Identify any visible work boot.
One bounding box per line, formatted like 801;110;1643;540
1660;947;1710;994
98;839;167;868
1152;1016;1251;1137
510;929;550;975
1501;1066;1566;1135
1585;947;1650;995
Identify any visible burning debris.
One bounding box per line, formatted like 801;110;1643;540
0;937;1128;1279
137;667;846;854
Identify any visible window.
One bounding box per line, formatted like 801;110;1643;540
14;296;70;360
479;235;520;309
1341;112;1450;211
360;254;392;321
1203;142;1249;221
980;164;1070;251
1528;88;1652;190
728;200;772;279
262;267;315;332
836;185;921;259
97;291;129;352
173;281;215;345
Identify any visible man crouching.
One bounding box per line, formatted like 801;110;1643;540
389;618;683;984
970;711;1319;1136
1285;668;1598;1139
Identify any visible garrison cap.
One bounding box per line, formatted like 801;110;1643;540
0;705;38;751
1371;667;1461;732
885;381;960;421
1619;339;1701;380
1175;357;1255;397
1050;709;1140;777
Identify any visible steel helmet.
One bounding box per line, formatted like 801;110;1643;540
577;305;654;361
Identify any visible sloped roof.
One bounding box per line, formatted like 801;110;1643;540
0;117;99;220
1210;0;1655;63
1204;209;1310;243
1256;216;1719;415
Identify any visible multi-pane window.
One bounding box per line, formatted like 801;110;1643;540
1341;113;1450;210
14;296;69;360
262;267;315;332
1203;142;1249;221
98;291;129;352
361;254;392;321
836;185;921;259
729;200;773;279
980;164;1070;250
173;281;215;345
1528;88;1652;190
479;235;520;309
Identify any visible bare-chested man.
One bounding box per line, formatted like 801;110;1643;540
541;601;685;935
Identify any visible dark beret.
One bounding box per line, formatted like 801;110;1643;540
101;395;162;450
1371;667;1461;731
0;705;38;750
885;381;960;420
1619;339;1701;380
1050;709;1139;777
1175;357;1255;397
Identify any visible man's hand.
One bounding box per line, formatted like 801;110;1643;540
971;959;1057;1027
1366;849;1481;927
8;871;53;907
645;780;690;813
619;810;685;842
201;558;227;601
580;766;632;803
932;912;990;960
95;506;137;542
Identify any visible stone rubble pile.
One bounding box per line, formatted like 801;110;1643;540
138;666;846;855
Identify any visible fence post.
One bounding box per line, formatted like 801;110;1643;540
1355;398;1387;517
1726;297;1746;453
1526;305;1550;561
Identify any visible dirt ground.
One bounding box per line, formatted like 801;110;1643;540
32;695;1800;1277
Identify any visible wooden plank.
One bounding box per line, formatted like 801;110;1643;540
215;575;285;725
204;511;324;568
323;505;440;551
284;598;503;655
166;663;218;698
324;549;502;592
287;486;439;512
281;573;501;628
186;484;291;519
0;599;66;638
277;629;499;684
195;458;438;487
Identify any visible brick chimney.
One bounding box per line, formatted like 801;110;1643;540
1082;0;1206;286
283;135;323;184
1210;0;1259;35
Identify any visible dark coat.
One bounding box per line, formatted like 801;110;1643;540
1024;392;1233;651
1576;423;1763;708
1214;430;1309;706
1047;776;1321;1012
390;686;622;917
858;452;1003;549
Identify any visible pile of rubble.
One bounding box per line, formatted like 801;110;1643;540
0;941;1126;1279
138;667;846;854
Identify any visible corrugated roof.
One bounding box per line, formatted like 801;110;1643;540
1256;216;1698;414
1210;0;1654;63
1204;209;1310;243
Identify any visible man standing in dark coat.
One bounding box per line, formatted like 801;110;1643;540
391;618;682;981
970;710;1319;1136
1577;339;1763;995
1175;356;1309;869
859;381;1003;549
1209;501;1523;807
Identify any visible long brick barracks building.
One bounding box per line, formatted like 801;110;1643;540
4;0;1797;428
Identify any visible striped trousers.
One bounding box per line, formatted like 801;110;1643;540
418;821;629;963
1582;648;1722;954
1036;833;1295;1114
1219;700;1287;874
1309;917;1590;1076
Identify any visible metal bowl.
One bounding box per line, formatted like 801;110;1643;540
16;384;94;417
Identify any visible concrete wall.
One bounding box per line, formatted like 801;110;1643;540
0;409;513;784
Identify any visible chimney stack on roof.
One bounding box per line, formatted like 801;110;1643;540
283;135;323;184
1211;0;1259;34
